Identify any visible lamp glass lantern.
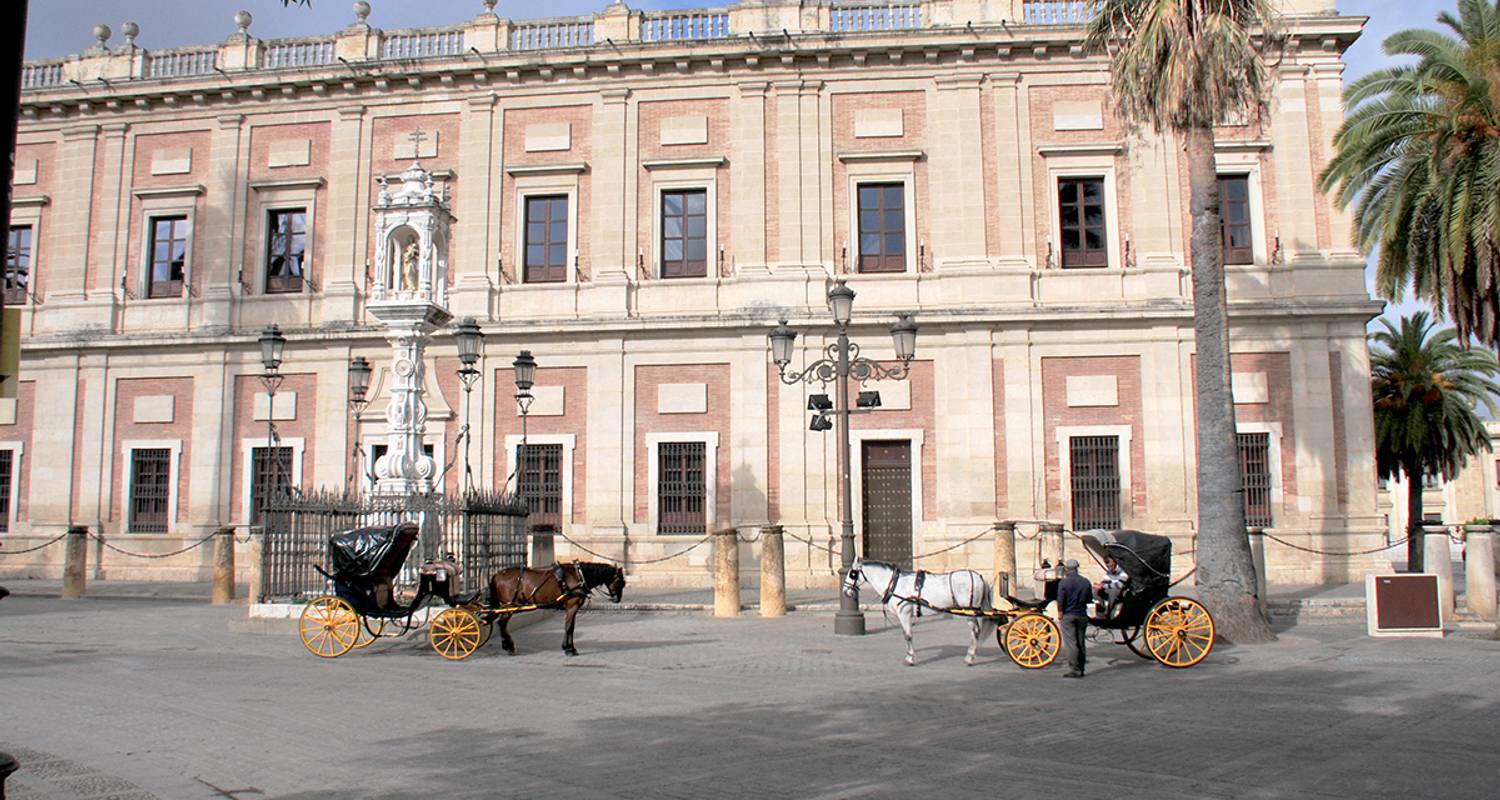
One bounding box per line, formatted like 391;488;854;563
258;325;286;373
891;314;918;362
768;320;797;367
828;281;856;327
512;350;537;394
348;356;372;404
454;317;484;371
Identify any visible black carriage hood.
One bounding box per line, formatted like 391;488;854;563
328;523;419;581
1081;529;1173;592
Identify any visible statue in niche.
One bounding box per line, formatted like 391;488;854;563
400;240;420;292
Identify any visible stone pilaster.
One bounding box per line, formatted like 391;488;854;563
930;73;987;268
731;82;769;274
198;114;246;311
323;105;368;321
450;92;499;317
590;89;632;280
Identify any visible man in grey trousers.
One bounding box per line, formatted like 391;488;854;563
1057;558;1092;678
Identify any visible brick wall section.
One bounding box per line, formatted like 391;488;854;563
125;130;213;297
0;381;37;523
499;105;592;283
1225;352;1299;501
634;99;732;276
632;363;731;528
231;373;317;524
850;360;936;521
1041;356;1146;522
244;122;332;293
111;377;194;532
1329;350;1347;512
831;91;929;274
494;365;588;523
991;359;1006;512
1028;86;1131;266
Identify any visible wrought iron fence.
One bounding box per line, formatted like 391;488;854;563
258;489;528;602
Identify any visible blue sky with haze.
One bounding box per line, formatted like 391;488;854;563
22;0;1460;327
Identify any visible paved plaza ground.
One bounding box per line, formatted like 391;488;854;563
1;593;1497;800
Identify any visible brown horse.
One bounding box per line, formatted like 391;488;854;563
487;561;626;656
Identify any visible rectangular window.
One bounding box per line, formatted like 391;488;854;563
1058;178;1107;268
266;209;307;294
856;183;906;273
250;446;294;526
1238;432;1273;528
1219;175;1253;265
0;450;13;534
5;225;32;306
129;448;173;533
523;195;568;284
658;441;706;535
660;189;708;278
147;216;189;298
518;443;563;529
1070;435;1121;530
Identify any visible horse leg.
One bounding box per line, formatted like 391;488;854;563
965;618;984;666
898;604;916;666
498;613;515;654
562;600;580;656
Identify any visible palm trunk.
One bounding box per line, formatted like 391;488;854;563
1185;125;1275;644
1405;466;1424;573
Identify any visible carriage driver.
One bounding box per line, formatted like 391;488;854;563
1093;555;1129;619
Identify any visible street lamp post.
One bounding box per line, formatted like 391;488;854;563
769;281;917;636
511;350;537;511
346;355;372;492
454;318;485;496
257;325;287;505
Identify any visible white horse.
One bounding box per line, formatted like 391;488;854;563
843;558;995;666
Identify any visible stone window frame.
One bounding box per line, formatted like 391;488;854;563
1054;424;1133;528
648;168;719;280
1039;148;1122;271
238;435;305;525
844;163;917;275
510;170;581;286
121;438;183;534
848;428;926;549
0;440;25;533
645;432;718;537
1213;147;1270;267
7;196;46;306
501;433;577;530
1235;422;1284;527
133;186;201;302
249;178;322;296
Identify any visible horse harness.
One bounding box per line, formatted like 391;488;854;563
515;562;591;608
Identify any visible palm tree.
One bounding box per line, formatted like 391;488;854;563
1371;313;1499;571
1086;0;1278;643
1320;0;1500;347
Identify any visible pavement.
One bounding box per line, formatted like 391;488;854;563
1;592;1498;799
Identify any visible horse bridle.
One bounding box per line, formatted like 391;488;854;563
846;564;899;604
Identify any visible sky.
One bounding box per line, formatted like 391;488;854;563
20;0;1461;328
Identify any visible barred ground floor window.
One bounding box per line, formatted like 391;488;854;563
518;442;563;529
129;448;173;533
657;441;706;535
1069;435;1121;530
1238;432;1273;528
250;446;294;526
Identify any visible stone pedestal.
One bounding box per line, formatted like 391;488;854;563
212;527;236;605
1248;528;1269;600
1423;527;1454;621
993;520;1016;597
760;525;786;618
713;529;741;618
1465;526;1496;621
62;526;88;600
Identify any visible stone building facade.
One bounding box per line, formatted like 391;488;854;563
2;0;1384;587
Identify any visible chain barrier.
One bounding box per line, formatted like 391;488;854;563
1261;532;1410;558
88;530;219;560
911;528;996;561
556;531;713;567
0;531;70;555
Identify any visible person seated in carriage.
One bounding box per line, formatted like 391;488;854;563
1093;555;1129;619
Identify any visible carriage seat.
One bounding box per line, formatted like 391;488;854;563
1004;594;1052;611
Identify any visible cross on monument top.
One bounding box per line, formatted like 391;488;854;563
408;127;428;153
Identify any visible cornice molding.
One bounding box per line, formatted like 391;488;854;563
249;177;328;191
641;156;727;170
132;184;205;198
505;162;588;176
836;150;924;163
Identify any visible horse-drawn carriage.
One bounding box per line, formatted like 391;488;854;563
297;522;626;661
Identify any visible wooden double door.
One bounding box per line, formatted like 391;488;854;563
860;440;912;570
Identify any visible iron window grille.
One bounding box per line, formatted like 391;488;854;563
5;225;32;306
660;189;708;278
1219;175;1253;265
1058;178;1108;268
1070;435;1121;530
147;216;189;298
518;443;564;528
0;449;12;534
129;448;173;533
657;441;707;535
266;209;307;294
523;195;569;283
1237;432;1273;528
250;446;295;526
857;183;906;273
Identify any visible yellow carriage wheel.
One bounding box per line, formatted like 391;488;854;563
299;596;360;659
1122;626;1154;660
430;608;484;661
353;617;387;649
1144;597;1215;668
1003;613;1061;669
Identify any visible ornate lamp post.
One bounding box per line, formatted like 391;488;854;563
454;318;484;495
346;355;372;491
511;350;537;510
257;325;287;494
769;281;918;636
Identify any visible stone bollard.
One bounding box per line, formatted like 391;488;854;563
712;528;741;618
760;525;786;618
61;526;88;600
993;520;1017;598
1422;526;1454;620
212;527;236;605
1247;528;1269;601
1465;525;1497;620
1039;521;1064;566
246;530;265;605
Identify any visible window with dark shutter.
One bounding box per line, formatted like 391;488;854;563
518;443;564;528
147;216;189;298
1219;175;1253;265
1238;432;1273;528
266;209;307;294
857;183;906;273
658;442;706;535
0;449;13;533
129;448;173;533
1058;178;1108;268
250;446;294;525
5;225;32;306
523;196;569;284
1070;435;1121;530
661;189;708;278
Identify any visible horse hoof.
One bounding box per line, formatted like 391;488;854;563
904;658;915;667
965;657;977;666
564;648;579;657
